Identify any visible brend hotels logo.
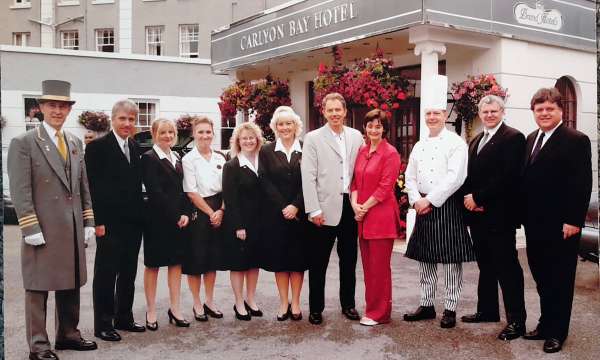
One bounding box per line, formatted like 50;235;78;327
514;1;563;31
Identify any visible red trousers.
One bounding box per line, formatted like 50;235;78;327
360;238;394;322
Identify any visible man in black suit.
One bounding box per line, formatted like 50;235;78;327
460;95;527;341
520;88;592;353
85;100;146;341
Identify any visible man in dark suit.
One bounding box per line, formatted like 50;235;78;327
460;95;527;341
85;100;146;341
520;88;592;353
8;80;98;360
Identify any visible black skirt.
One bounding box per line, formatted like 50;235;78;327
259;213;309;273
182;194;225;275
405;194;476;263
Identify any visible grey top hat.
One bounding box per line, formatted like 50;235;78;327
38;80;76;104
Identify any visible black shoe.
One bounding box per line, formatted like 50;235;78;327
543;338;563;353
29;350;59;360
440;310;456;329
145;312;158;331
54;337;97;351
234;304;251;321
94;330;121;342
461;312;500;323
277;309;290;321
193;307;208;322
167;309;190;327
341;307;360;321
291;311;303;321
244;301;263;317
114;321;146;332
204;304;224;319
403;306;436;322
523;327;545;340
308;312;323;325
498;322;525;341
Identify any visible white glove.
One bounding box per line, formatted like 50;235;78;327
84;226;96;245
24;232;46;246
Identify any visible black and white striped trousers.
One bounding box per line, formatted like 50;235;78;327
418;262;463;311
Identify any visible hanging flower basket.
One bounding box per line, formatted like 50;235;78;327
175;114;194;132
451;74;508;138
218;75;291;141
78;111;110;132
313;46;410;117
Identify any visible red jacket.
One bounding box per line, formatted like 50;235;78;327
351;139;402;240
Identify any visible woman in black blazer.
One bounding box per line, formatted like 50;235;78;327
258;106;308;321
141;119;190;329
222;122;264;320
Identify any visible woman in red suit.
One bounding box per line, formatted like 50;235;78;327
350;109;402;326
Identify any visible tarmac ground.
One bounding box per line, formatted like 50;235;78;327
2;225;599;360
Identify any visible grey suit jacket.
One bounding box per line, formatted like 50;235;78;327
301;124;364;226
7;124;94;291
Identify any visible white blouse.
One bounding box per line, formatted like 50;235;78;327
405;128;468;207
182;147;226;197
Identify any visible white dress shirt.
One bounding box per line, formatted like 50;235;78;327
238;152;259;175
42;121;63;148
112;130;129;155
531;120;563;154
274;138;302;162
152;144;177;168
182;147;225;197
328;125;350;193
405;128;468;208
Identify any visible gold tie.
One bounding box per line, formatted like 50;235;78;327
56;131;67;161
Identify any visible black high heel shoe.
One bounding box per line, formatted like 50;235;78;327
193;307;208;322
145;312;158;331
277;304;291;321
167;309;190;327
290;304;303;321
234;304;251;321
204;304;224;319
244;301;263;317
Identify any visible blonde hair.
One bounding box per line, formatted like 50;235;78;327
191;115;214;132
269;106;303;139
230;122;264;157
151;118;178;147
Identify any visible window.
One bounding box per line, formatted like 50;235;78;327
179;24;199;58
554;76;577;129
133;100;157;131
145;26;164;56
95;29;114;52
14;0;31;4
13;32;30;46
61;30;79;50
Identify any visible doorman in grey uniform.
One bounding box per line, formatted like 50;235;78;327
8;80;98;360
403;75;476;329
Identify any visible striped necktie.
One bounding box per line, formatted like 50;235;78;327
56;131;67;161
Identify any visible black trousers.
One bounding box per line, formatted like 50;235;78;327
308;195;358;313
93;223;142;332
470;225;526;323
524;224;579;342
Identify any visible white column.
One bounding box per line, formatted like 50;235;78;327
414;41;446;140
40;0;54;48
119;0;133;54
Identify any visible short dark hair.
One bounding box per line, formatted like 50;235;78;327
530;87;563;110
363;109;390;138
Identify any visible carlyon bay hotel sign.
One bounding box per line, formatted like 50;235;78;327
514;1;563;31
240;2;358;51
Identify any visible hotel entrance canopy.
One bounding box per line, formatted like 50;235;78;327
210;0;596;74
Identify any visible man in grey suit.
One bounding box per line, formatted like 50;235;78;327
8;80;98;360
301;92;364;325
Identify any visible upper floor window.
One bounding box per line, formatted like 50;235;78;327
145;26;164;56
13;32;30;46
132;100;158;131
61;30;79;50
554;76;577;129
95;28;114;52
179;24;199;58
11;0;31;8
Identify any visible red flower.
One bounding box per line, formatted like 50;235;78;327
318;63;327;74
392;102;400;109
381;103;389;111
397;91;406;100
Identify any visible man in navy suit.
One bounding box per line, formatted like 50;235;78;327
520;88;592;353
460;95;527;341
85;100;146;341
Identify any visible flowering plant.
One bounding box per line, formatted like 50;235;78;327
451;74;508;136
313;46;410;116
78;111;110;132
218;75;291;141
175;114;194;131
